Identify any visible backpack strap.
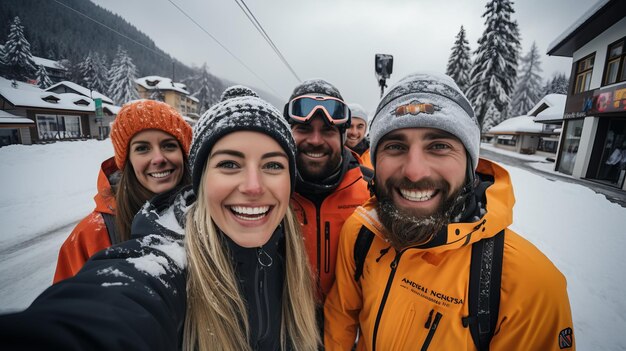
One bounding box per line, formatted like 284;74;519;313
101;213;119;246
353;226;375;281
463;230;505;351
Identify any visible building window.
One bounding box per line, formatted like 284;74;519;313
496;135;516;146
574;54;594;93
36;114;82;140
557;119;584;175
604;39;626;86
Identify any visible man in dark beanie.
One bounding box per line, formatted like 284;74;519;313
283;79;370;303
324;72;574;350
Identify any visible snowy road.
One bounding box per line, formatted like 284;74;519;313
0;223;74;313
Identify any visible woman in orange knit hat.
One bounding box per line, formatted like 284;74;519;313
53;99;193;283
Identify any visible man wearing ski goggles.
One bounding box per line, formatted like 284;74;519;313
284;94;351;127
282;79;370;316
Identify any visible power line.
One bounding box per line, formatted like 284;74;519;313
232;0;301;83
52;0;171;61
166;0;281;97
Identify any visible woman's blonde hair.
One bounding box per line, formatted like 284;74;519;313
183;165;320;351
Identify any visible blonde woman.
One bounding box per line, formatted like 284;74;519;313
0;87;319;351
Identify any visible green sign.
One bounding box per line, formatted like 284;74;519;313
94;98;104;119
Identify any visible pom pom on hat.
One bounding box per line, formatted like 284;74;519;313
110;99;193;170
369;72;480;170
220;85;259;101
189;86;297;195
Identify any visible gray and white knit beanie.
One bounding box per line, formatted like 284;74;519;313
189;86;297;195
348;103;368;124
369;72;480;170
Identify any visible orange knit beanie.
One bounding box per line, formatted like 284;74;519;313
110;99;193;169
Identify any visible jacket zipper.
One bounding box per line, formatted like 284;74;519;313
324;221;330;273
315;203;322;280
421;310;443;351
254;248;271;348
372;250;403;351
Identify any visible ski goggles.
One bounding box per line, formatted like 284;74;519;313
285;95;350;126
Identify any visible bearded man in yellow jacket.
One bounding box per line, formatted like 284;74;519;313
324;72;575;350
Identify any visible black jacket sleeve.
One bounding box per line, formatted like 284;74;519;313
0;234;187;351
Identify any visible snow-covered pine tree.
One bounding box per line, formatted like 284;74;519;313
35;64;52;89
543;73;570;95
446;26;472;94
2;16;37;81
482;101;502;133
79;51;109;94
188;63;223;114
509;42;543;116
108;46;139;105
466;0;521;129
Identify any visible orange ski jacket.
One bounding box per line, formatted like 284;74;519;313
291;151;370;300
53;157;118;284
324;158;575;350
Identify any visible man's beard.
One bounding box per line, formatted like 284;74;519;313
375;177;467;250
296;145;342;181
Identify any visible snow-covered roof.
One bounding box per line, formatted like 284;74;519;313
488;115;544;134
0;109;34;125
0;45;65;71
102;103;121;115
547;0;618;56
136;76;190;95
528;94;567;123
0;77;120;114
187;95;199;103
46;81;113;104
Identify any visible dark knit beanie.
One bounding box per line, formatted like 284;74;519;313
369;72;480;170
189;86;297;195
110;99;193;170
287;78;343;101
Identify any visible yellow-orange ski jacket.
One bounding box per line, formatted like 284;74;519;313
324;158;575;350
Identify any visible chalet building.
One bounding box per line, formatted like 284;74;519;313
528;94;567;153
547;0;626;190
487;115;547;155
136;76;199;123
0;78;119;147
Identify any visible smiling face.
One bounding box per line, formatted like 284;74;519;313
291;115;343;181
128;129;185;194
204;131;291;248
374;127;468;248
346;117;367;149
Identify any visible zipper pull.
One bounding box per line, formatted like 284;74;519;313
425;309;434;328
257;247;273;267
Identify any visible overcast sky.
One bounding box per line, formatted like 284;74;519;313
91;0;595;112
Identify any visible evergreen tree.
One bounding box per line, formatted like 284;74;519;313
35;64;52;88
543;73;569;95
446;26;472;93
186;63;223;114
2;16;36;81
482;101;502;133
79;51;108;93
509;42;543;116
108;46;139;105
466;0;521;128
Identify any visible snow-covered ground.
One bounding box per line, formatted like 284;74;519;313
0;139;625;350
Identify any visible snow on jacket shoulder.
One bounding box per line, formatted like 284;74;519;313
324;158;575;351
53;157;119;283
0;188;193;351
